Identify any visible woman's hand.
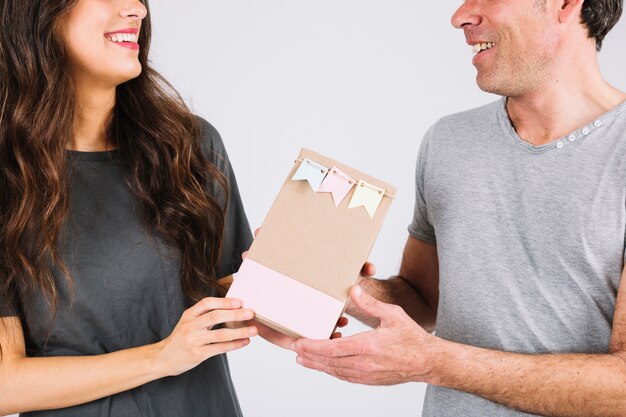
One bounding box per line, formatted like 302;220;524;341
157;297;258;376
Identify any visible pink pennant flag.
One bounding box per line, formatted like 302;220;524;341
317;166;356;207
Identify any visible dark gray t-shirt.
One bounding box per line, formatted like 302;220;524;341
410;99;626;417
0;118;253;417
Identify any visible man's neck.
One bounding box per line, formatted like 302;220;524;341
506;57;626;147
71;79;117;152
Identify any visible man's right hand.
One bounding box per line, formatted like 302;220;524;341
344;261;377;319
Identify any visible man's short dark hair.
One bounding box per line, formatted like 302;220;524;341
581;0;623;50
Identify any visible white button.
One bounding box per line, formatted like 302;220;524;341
556;141;564;149
568;134;576;142
594;120;602;127
582;128;590;135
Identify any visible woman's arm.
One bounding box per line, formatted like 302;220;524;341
0;297;257;415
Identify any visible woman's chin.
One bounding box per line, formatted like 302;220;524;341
112;66;143;86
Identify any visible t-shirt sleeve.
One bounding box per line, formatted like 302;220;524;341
407;124;437;245
197;117;254;278
0;281;20;317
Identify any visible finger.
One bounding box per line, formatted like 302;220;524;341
198;308;255;328
251;321;297;350
348;285;393;322
293;335;361;358
203;338;251;357
336;316;349;328
186;297;244;317
254;228;260;237
295;354;362;382
206;326;258;344
242;251;248;260
297;351;372;372
361;261;376;277
330;332;342;339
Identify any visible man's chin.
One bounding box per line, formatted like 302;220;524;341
476;76;512;97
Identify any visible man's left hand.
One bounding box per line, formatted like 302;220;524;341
292;285;441;386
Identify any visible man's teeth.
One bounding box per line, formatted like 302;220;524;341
105;33;138;43
472;42;495;54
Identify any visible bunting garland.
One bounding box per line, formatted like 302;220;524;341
291;158;389;218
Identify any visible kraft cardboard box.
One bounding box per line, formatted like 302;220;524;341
226;148;396;339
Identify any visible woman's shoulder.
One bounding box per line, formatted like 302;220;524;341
194;115;230;170
195;115;224;152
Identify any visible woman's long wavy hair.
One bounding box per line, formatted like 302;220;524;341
0;0;228;326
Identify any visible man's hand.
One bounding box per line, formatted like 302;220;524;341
292;285;439;385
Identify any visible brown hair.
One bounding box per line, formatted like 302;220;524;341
0;0;228;329
581;0;623;51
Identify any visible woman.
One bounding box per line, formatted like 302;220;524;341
0;0;260;415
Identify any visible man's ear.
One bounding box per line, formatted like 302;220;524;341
557;0;584;23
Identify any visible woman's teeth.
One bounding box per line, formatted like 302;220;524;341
105;33;138;43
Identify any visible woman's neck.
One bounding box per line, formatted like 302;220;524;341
70;83;117;152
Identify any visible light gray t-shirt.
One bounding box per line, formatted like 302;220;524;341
409;98;626;417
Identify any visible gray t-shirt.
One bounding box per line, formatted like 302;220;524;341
0;118;253;417
410;98;626;417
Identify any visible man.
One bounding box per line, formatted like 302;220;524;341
291;0;626;416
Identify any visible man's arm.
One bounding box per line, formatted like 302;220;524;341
349;236;439;331
427;333;626;416
293;259;626;417
426;265;626;416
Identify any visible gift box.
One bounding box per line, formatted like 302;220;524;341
226;148;396;339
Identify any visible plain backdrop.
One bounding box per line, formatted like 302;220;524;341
145;2;626;416
7;2;625;417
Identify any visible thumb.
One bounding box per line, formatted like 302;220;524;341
349;285;390;322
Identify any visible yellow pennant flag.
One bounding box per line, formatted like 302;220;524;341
348;180;385;218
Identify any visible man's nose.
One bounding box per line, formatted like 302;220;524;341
451;1;482;29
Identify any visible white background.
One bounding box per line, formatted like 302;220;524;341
8;2;626;417
147;2;625;417
152;0;626;417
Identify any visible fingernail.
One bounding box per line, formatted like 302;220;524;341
296;356;303;364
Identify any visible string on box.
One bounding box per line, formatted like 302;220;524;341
291;158;393;218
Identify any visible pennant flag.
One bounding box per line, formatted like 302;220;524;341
292;158;329;192
317;166;356;207
348;180;385;218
